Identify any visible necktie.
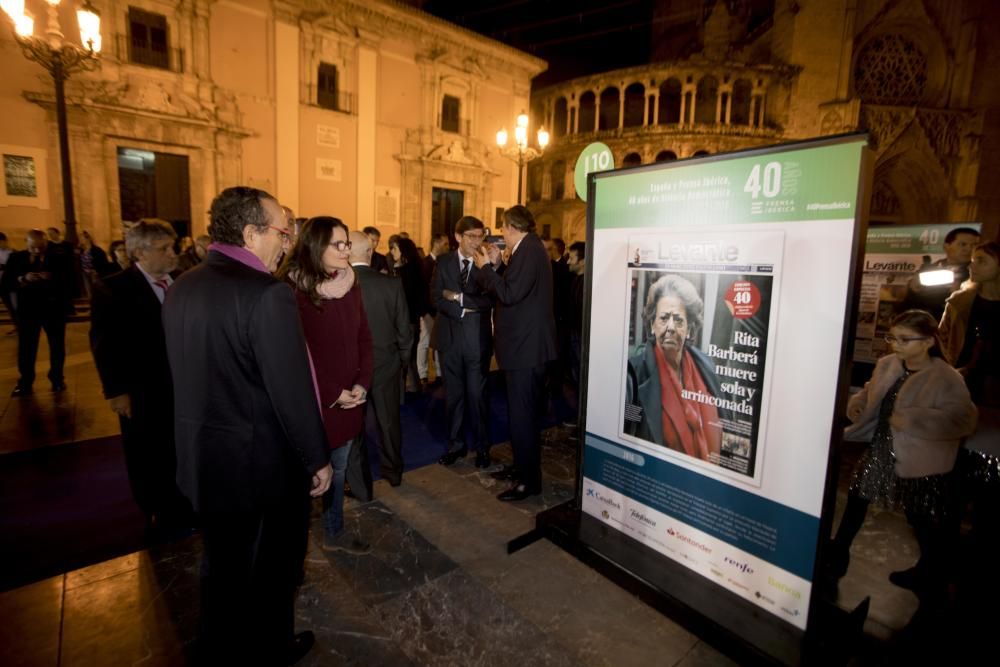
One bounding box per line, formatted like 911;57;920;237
461;258;470;285
153;278;170;294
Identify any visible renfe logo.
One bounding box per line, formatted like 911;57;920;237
723;556;754;574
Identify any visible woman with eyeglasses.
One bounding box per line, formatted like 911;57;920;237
389;236;429;392
827;310;976;605
277;216;373;554
938;240;1000;599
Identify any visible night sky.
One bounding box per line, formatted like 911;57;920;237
417;0;658;88
414;1;776;89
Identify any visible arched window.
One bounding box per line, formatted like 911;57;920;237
622;152;642;167
854;33;927;106
528;162;543;202
550;160;566;199
655;150;677;162
599;87;620;130
695;76;718;124
692;150;710;157
553;97;568;138
658;78;682;124
731;79;752;125
578;91;596;133
623;83;645;127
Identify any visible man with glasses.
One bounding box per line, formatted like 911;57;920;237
162;187;332;664
432;216;496;468
473;206;558;500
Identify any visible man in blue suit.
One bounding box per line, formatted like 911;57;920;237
432;216;495;468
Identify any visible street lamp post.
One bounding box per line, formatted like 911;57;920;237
1;0;102;246
495;111;549;206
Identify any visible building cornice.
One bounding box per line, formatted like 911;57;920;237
276;0;547;81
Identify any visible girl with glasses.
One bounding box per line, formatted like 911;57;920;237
827;310;976;608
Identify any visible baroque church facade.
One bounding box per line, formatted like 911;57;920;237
527;0;1000;243
0;0;544;247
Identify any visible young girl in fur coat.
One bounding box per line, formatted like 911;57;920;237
828;310;977;603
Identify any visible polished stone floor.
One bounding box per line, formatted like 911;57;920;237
0;323;978;665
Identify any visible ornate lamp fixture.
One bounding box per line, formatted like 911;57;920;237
1;0;102;244
496;111;549;205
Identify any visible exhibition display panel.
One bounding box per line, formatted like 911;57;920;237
557;134;872;664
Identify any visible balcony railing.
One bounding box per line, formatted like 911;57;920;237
302;84;355;115
114;34;185;73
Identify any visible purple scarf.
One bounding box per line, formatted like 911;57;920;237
208;243;324;411
208;243;269;273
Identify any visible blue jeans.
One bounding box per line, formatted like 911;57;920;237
322;442;352;537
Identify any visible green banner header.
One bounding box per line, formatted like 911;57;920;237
593;139;866;229
865;223;982;254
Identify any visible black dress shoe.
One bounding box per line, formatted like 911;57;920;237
497;483;540;502
11;384;32;397
284;630;315;665
51;381;67;392
490;465;518;481
475;450;491;468
438;447;467;465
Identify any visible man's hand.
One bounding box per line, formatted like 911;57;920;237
473;246;490;269
348;384;367;405
485;244;502;265
310;463;333;497
847;403;863;421
108;394;132;418
443;289;460;303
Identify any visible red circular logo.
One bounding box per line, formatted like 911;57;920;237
724;280;761;319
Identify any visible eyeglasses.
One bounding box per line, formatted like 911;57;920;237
329;240;352;252
462;229;489;241
884;334;930;344
268;225;292;240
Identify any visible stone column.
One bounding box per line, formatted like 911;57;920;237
724;89;732;124
715;92;722;124
274;17;300;212
652;91;660;125
643;94;650;126
357;41;378;229
618;85;625;129
594;92;601;132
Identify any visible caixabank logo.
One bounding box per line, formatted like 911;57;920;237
666;527;712;553
586;487;622;511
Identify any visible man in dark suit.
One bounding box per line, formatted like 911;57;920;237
349;231;411;488
162;187;332;665
363;225;390;274
474;206;557;500
90;219;189;537
433;216;495;468
2;229;74;396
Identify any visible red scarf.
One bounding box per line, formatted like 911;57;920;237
653;344;721;460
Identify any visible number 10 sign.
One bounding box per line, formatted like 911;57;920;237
575;142;613;202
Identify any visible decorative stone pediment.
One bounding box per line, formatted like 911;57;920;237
426;139;488;168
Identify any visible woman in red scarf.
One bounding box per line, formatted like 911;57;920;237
626;274;724;461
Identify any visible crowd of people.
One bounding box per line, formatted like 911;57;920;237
3;189;996;661
829;233;1000;620
0;187;589;663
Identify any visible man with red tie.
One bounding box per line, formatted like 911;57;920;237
90;219;190;538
